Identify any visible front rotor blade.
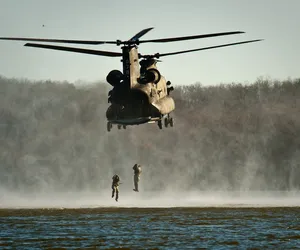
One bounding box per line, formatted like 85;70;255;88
157;39;263;57
138;31;245;44
129;27;154;41
0;37;116;45
24;43;122;57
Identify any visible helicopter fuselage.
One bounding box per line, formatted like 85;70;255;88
106;45;175;130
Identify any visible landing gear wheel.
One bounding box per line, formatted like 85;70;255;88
158;120;162;129
107;122;112;132
117;125;122;130
164;117;169;128
169;117;173;127
123;125;126;129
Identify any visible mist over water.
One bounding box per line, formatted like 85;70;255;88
1;76;300;208
1;190;300;209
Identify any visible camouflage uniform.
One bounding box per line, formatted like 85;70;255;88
133;164;142;192
111;174;120;202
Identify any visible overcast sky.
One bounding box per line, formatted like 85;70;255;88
0;0;299;86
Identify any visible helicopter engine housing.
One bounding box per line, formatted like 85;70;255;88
106;69;124;86
146;68;161;84
138;68;161;84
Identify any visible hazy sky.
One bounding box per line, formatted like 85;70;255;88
0;0;299;86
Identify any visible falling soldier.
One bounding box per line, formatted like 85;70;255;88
111;174;120;202
133;164;142;192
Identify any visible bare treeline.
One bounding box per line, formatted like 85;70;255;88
0;75;299;193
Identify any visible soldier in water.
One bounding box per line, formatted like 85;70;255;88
111;174;120;202
133;164;142;192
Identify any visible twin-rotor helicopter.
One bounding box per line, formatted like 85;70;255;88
0;28;262;131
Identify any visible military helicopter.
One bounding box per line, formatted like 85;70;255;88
0;28;262;131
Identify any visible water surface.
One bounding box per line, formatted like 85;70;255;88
1;207;299;249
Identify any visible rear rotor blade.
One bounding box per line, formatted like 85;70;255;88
156;39;263;57
139;31;245;44
129;27;154;41
24;43;122;57
0;37;116;45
